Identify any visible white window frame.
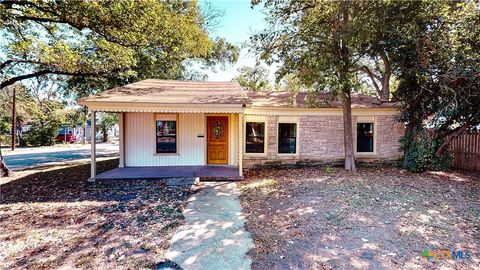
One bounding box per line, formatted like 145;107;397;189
244;115;268;157
276;116;299;156
355;116;377;156
154;113;179;156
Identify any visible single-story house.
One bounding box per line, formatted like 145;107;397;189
78;79;404;180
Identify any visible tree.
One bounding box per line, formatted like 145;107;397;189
0;83;32;146
0;0;239;175
24;97;67;146
96;113;118;142
391;1;480;171
233;63;271;91
0;0;238;90
252;0;387;171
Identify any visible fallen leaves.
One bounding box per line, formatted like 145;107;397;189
0;159;192;270
240;167;480;270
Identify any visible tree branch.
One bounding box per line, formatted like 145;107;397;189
360;65;382;95
0;69;122;90
435;124;470;156
1;59;43;71
379;50;392;101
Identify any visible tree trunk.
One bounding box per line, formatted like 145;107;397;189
11;87;16;151
0;147;12;177
102;126;108;142
343;92;357;172
82;123;87;144
403;120;419;168
339;2;357;172
379;51;392;101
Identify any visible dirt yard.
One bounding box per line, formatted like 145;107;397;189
240;167;480;270
0;159;191;270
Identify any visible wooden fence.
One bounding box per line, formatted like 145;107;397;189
448;132;480;171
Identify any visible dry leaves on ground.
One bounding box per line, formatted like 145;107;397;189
239;167;480;270
0;159;192;270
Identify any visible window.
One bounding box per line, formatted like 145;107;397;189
156;120;177;153
357;123;374;152
246;122;265;153
278;123;297;154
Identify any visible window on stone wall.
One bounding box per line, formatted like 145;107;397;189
246;122;265;153
357;123;374;152
278;123;297;154
156;120;177;153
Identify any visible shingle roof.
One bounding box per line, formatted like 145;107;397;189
77;79;399;109
77;79;249;105
247;91;400;108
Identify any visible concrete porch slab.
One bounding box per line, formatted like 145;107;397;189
95;165;242;181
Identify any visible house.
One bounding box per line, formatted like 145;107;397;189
78;79;404;180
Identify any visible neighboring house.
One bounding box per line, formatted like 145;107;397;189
59;120;119;143
78;79;404;179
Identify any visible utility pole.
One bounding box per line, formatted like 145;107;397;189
11;87;16;151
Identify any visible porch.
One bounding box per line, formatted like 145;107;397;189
95;165;242;181
77;80;249;182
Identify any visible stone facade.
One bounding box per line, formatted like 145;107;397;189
243;113;404;169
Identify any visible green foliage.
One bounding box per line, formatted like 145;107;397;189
1;0;239;97
24;99;66;146
399;130;451;172
392;1;480;168
97;113;118;142
0;84;34;134
325;166;336;174
233;64;271;91
25;121;61;146
0;134;11;145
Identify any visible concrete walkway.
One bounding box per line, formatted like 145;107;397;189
166;182;253;270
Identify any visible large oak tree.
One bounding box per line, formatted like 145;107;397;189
0;0;239;176
251;0;398;171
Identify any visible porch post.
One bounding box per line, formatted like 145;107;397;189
89;110;96;181
238;113;243;177
118;112;125;168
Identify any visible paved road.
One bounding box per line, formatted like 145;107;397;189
3;143;119;170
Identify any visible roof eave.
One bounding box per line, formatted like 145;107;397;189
78;100;246;113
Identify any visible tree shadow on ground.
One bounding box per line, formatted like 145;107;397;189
240;167;480;270
1;159;132;203
0;159;192;269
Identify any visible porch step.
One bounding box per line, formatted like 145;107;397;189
167;177;200;187
199;176;244;182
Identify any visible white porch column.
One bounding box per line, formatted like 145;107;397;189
118;112;125;168
90;110;96;181
238;113;243;177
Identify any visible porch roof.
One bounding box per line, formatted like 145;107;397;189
77;79;249;113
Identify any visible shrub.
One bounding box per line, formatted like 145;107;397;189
24;122;60;146
399;129;451;172
0;134;11;146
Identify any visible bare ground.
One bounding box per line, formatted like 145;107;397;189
239;167;480;270
0;159;192;270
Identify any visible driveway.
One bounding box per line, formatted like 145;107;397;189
3;143;118;170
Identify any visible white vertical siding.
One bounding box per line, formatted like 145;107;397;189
125;112;206;166
230;113;239;166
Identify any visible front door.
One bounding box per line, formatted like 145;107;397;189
207;116;228;164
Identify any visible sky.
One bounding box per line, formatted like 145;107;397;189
198;0;276;82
